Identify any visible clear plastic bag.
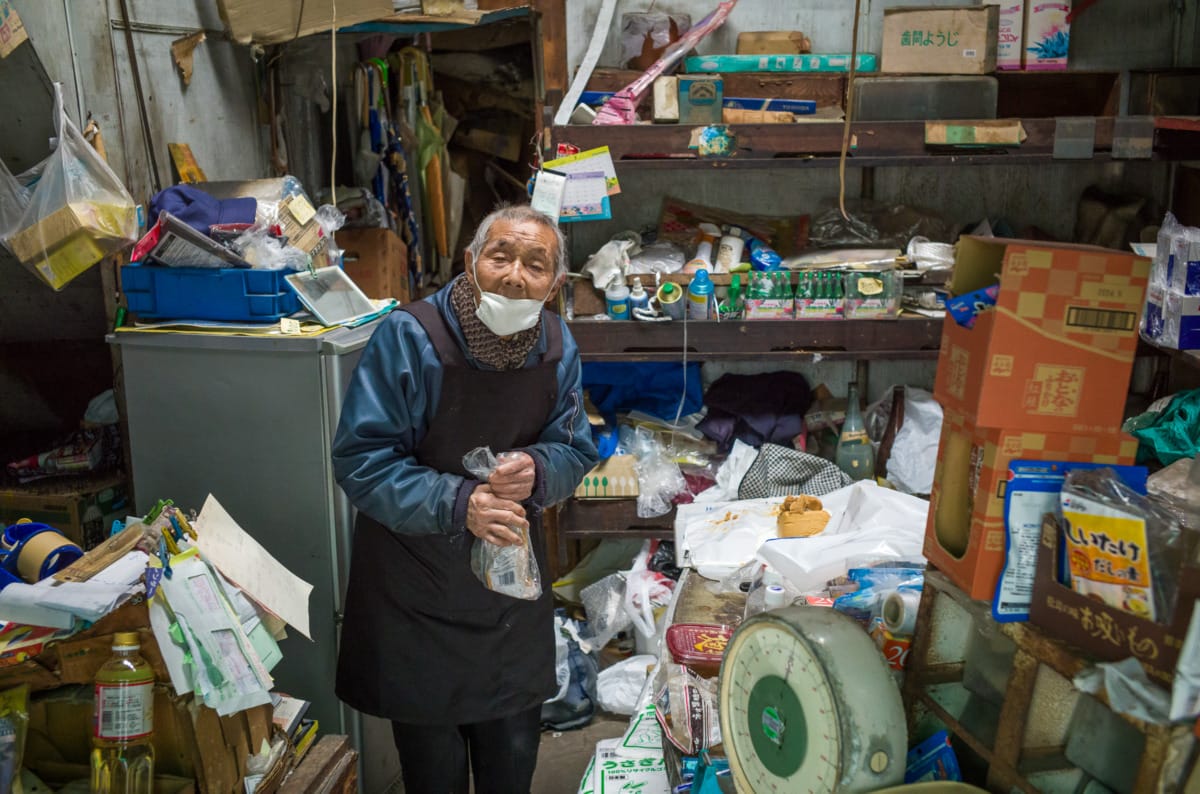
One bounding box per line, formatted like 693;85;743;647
461;446;542;600
0;83;136;290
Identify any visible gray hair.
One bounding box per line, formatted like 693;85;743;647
467;204;569;276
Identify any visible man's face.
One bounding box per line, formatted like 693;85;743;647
465;219;563;304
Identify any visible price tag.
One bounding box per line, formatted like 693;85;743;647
280;318;301;335
288;195;316;226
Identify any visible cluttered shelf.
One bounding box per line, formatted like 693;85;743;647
337;5;530;34
550;116;1200;168
567;316;942;362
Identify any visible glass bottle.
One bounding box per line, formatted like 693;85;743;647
92;632;155;794
836;382;876;481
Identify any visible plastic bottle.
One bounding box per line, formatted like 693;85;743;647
716;228;745;272
836;382;876;481
683;223;721;274
687;269;714;320
92;632;155;794
605;282;631;321
628;277;650;312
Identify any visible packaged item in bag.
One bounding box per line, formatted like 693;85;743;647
0;83;136;289
462;446;542;600
1060;468;1185;622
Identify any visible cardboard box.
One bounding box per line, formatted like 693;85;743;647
925;119;1024;146
8;201;138;290
216;0;392;44
1024;0;1070;70
335;227;410;303
575;455;639;499
989;1;1025;70
923;409;1137;601
736;31;812;55
1030;516;1199;686
882;6;999;75
933;237;1149;434
1143;283;1200;350
0;472;129;550
678;75;723;124
745;298;795;320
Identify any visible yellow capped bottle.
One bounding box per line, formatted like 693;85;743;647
91;631;155;794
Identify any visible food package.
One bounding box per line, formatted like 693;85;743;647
653;663;721;755
461;446;542;601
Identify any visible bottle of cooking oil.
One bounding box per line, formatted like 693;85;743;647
91;632;155;794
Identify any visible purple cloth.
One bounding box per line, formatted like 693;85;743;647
697;372;812;451
148;185;257;235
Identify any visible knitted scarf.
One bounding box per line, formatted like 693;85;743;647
448;274;542;370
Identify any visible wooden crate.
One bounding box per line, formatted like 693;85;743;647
902;571;1197;793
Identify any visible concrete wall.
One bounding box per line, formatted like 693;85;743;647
0;0;268;438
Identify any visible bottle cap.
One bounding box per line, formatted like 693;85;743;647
112;631;140;650
661;282;677;295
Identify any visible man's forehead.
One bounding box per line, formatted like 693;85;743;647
484;220;556;251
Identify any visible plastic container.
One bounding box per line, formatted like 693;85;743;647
658;281;685;320
628;277;650;311
121;261;302;322
605;282;631;321
716;229;745;271
666;623;733;677
687;269;714;320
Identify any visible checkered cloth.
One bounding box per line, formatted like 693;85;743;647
737;443;853;499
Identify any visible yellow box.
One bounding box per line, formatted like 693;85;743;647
8;201;136;289
574;455;639;499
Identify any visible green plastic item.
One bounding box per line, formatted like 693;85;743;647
1127;388;1200;465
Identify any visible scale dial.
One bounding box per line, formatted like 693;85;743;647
718;607;906;794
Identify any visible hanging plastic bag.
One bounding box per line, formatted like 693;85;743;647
0;83;137;290
461;446;542;601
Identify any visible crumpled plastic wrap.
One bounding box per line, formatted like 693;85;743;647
461;446;542;601
809;199;954;250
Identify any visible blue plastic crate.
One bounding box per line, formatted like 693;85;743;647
121;262;302;322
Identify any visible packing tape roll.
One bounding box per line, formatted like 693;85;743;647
2;523;83;583
763;584;789;610
882;589;922;636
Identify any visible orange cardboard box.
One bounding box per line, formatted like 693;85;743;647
934;237;1149;434
923;409;1137;601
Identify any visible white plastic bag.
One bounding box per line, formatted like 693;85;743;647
597;654;657;715
461;446;542;601
0;83;136;289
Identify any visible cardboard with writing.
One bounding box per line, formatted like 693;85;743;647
1030;516;1200;686
882;6;999;75
923;409;1137;601
0;472;128;550
934;236;1149;434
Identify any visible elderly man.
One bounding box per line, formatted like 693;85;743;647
331;205;598;793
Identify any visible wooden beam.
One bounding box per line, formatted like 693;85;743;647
532;0;567;100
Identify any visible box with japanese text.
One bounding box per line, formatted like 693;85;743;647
882;6;999;75
1029;516;1200;685
1024;0;1071;70
923;410;1137;601
988;1;1025;70
934;236;1149;434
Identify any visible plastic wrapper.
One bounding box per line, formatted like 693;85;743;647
864;386;944;495
314;203;347;268
0;84;136;290
627;240;686;275
0;685;28;792
583;232;641;291
808;199;954;251
235;227;310;271
461;446;542;600
831;567;924;625
579;572;630;651
653;663;721;754
597;654;658;715
579;542;674;652
628;427;689;518
1060;467;1185;622
620;12;691;67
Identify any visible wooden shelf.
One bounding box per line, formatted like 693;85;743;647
339;6;529;34
551;116;1200;169
568;316;942;362
554;499;674;573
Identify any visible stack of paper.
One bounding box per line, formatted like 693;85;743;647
0;550;149;629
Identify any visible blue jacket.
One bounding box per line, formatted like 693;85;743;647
332;283;598;534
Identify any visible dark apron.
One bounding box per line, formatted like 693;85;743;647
336;300;562;726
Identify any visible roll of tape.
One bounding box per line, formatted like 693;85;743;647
2;523;83;583
763;584;789;611
882;589;922;636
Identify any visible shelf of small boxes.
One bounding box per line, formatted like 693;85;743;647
568;270;943;362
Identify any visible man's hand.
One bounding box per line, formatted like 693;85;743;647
466;484;527;546
489;451;536;502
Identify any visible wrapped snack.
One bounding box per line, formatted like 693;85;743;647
654;663;722;755
1060;468;1186;622
461;447;542;601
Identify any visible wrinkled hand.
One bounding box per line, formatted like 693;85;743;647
488;451;536;502
466;484;527;546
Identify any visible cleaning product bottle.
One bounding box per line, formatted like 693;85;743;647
92;632;155;794
836;382;876;481
628;277;650;312
716;228;745;272
605;282;631;321
687;269;714;320
683;223;721;274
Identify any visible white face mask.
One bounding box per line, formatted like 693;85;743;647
471;258;554;337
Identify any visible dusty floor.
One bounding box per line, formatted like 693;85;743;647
531;713;629;793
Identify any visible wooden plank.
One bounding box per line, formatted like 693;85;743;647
991;650;1040;772
918;692;1040;794
280;735;354;794
567;317;941;362
532;0;567;99
586;68;846;110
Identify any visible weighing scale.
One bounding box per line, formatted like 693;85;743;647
718;607;907;793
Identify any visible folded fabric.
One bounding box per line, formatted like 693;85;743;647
582;362;703;422
698;372;812;451
738;443;852;499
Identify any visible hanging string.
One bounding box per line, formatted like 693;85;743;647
330;0;338;206
838;0;863;222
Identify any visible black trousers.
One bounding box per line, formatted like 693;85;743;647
391;706;542;794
